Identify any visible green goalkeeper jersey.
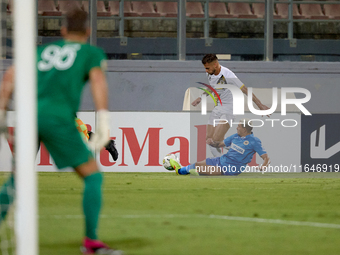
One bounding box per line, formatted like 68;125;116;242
37;40;107;120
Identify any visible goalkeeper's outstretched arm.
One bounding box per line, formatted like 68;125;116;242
88;67;110;150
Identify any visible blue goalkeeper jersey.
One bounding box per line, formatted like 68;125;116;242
220;133;267;166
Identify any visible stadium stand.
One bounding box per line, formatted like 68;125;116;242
38;0;62;16
82;0;111;17
58;1;83;14
186;2;204;18
274;1;304;19
8;0;340;60
155;2;177;17
209;2;233;18
228;2;258;18
323;1;340;19
132;2;161;17
108;1;138;16
252;1;282;19
252;2;266;19
299;1;328;19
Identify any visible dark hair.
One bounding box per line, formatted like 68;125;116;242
240;119;253;133
202;54;218;64
64;9;88;34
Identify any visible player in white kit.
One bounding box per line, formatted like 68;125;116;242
192;54;269;157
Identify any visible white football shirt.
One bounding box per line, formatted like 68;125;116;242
206;65;244;106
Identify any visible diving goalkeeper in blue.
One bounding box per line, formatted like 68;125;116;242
171;119;270;175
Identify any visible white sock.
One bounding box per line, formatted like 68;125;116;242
209;145;222;157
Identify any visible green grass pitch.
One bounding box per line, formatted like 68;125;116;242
3;172;340;254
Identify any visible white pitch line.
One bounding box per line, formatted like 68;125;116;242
207;215;340;229
40;214;340;229
38;187;274;191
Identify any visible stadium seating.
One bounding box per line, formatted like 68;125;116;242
228;2;257;18
155;2;177;17
209;2;233;18
247;1;279;19
82;0;110;17
38;0;62;16
299;1;328;19
186;2;204;18
155;2;207;18
132;2;161;17
274;1;305;19
252;2;266;19
58;1;83;14
108;1;138;17
323;2;340;19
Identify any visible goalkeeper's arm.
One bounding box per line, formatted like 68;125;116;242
88;67;110;150
89;67;108;112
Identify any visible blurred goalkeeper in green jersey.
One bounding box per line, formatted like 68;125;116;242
0;9;122;255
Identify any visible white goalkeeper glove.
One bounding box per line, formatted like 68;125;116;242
88;109;110;151
0;109;7;136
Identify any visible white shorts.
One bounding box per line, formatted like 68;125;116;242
208;105;235;126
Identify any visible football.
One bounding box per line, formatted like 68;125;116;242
162;154;178;170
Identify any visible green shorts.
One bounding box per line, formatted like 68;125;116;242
38;116;94;169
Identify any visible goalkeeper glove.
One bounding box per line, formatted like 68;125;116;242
88;110;110;151
88;132;119;161
105;140;119;161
